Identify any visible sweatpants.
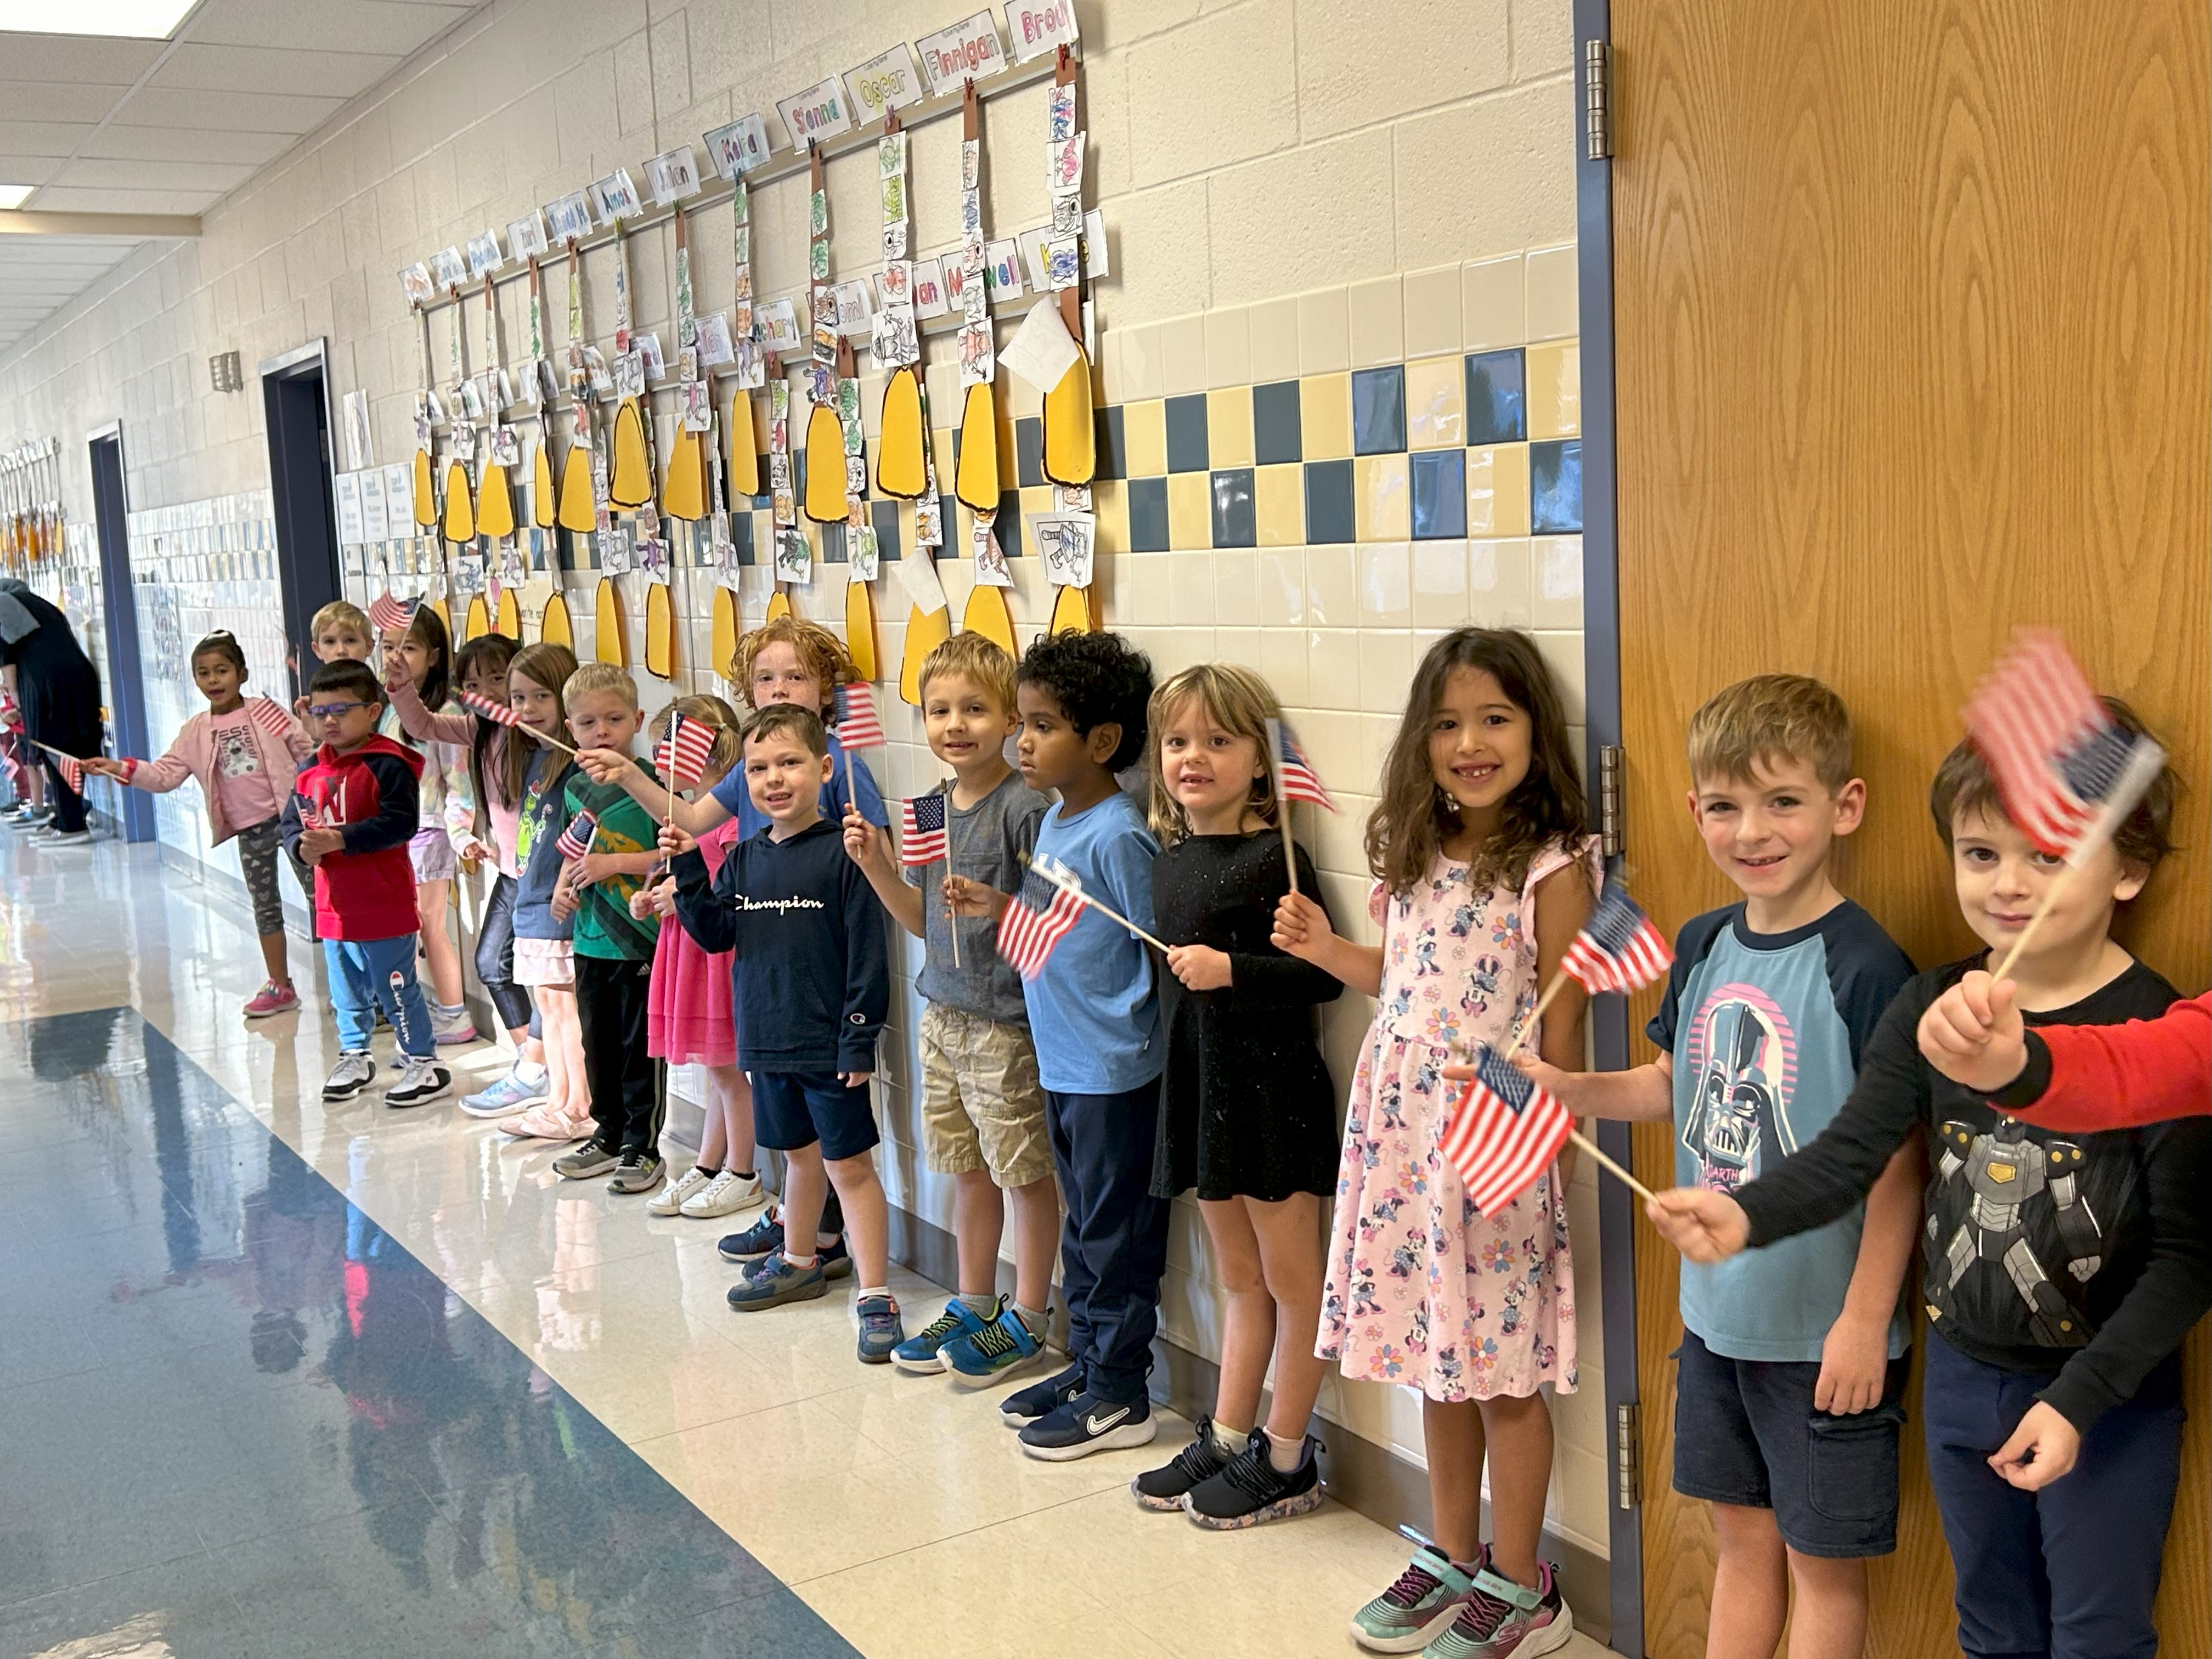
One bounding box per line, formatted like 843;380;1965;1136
575;954;661;1154
1046;1081;1171;1406
1922;1331;2183;1659
324;934;434;1057
473;872;534;1032
41;750;87;833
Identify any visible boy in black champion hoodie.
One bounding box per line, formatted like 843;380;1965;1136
667;703;901;1365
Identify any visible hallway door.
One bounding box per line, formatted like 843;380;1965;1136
1604;2;2211;1654
88;426;153;843
260;342;343;701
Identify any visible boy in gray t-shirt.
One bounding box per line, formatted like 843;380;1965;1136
843;634;1057;1384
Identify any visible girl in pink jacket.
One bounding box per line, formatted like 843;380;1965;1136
86;631;312;1017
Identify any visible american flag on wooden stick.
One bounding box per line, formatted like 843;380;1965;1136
996;865;1085;980
1440;1045;1575;1217
1266;717;1336;811
367;594;420;635
461;687;525;727
656;713;717;790
554;808;598;863
832;681;885;750
246;697;295;743
52;753;84;794
1560;879;1673;995
900;792;949;868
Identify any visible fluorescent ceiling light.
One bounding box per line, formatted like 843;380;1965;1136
0;1;196;37
0;185;33;210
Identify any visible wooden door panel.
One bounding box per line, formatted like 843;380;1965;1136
1611;3;2210;1655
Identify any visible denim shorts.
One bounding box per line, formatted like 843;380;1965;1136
752;1070;880;1161
1672;1328;1908;1558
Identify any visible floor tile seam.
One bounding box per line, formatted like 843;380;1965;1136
0;1538;219;1615
776;1479;1142;1592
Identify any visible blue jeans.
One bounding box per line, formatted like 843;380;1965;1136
324;934;433;1058
1046;1081;1171;1406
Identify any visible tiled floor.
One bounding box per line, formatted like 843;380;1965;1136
0;832;1623;1658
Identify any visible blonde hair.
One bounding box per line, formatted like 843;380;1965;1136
918;631;1017;712
649;692;746;781
731;614;854;708
563;661;639;710
1145;662;1283;845
310;600;370;641
1686;674;1854;794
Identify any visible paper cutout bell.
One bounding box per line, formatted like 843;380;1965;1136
593;578;626;664
1041;346;1096;486
531;441;556;529
663;429;706;522
539;591;574;649
461;592;489;643
962;582;1017;659
411;449;437;527
727;392;760;500
555;442;596;533
645;579;674;678
803;403;847;523
844;580;878;684
874;366;927;499
609;399;653;509
710;585;738;679
953;382;1000;511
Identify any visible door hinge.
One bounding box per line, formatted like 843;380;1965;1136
1599;744;1625;859
1584;39;1615;160
1615;1401;1640;1509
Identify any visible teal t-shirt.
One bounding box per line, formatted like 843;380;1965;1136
563;766;661;962
1649;901;1916;1363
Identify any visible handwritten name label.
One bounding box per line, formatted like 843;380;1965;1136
1003;0;1077;61
589;168;643;226
844;44;926;121
915;11;1007;94
777;76;857;148
703;114;771;180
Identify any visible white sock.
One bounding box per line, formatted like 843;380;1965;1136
858;1285;892;1303
1266;1429;1305;1472
1014;1302;1048;1336
514;1059;548;1084
782;1249;819;1269
1211;1421;1247;1458
957;1291;997;1316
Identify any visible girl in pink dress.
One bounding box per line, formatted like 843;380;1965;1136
1274;629;1597;1658
636;695;765;1222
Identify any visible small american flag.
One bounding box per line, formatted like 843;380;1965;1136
53;753;84;794
656;713;716;789
1560;880;1673;995
297;799;324;830
832;681;885;750
1965;630;2166;861
1440;1045;1575;1216
246;697;294;743
900;792;949;868
367;594;420;635
996;865;1085;980
461;687;525;727
554;808;598;862
1267;717;1336;811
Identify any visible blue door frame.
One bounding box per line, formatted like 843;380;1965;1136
88;425;154;844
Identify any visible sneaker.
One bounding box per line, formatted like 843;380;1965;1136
890;1297;994;1374
460;1066;549;1119
431;1003;479;1046
500;1103;593;1141
607;1149;665;1194
242;981;299;1019
552;1138;621;1180
36;829;92;846
322;1051;376;1101
1185;1430;1325;1530
1350;1534;1484;1654
1000;1361;1085;1430
1131;1415;1235;1511
718;1214;784;1263
856;1294;905;1364
383;1056;452;1108
650;1165;719;1216
680;1169;764;1218
943;1306;1047;1388
726;1253;827;1310
1420;1562;1572;1659
1019;1391;1157;1462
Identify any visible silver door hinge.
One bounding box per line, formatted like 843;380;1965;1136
1599;744;1624;859
1584;39;1614;160
1615;1401;1640;1509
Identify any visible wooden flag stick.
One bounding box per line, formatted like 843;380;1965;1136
1567;1126;1656;1205
1499;968;1572;1063
1989;866;2073;983
1279;800;1299;896
944;777;961;973
1021;853;1172;953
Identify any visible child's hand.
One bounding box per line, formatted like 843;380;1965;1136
1165;944;1233;991
1918;970;2028;1095
1987;1401;2081;1491
627;884;656;919
458;835;496;865
842;809;884;868
550;865;580;920
297;827;345;864
944;876;1010;919
1503;1051;1583;1110
1644;1187;1751;1263
839;1069;872;1088
571;851;617;888
1271;891;1333;961
574;746;634;785
1814;1314;1889;1415
81;756;126;778
292;694;313;721
658;821;697;860
650;878;678;919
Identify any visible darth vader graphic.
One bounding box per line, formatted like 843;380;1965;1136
1681;987;1801;1193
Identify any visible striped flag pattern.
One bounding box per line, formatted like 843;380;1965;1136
246;697;295;743
656;714;716;789
900;792;949;868
1266;717;1336;811
367;594;420;635
996;866;1085;980
52;753;84;793
832;681;886;750
554;808;598;862
1559;879;1673;995
461;687;525;727
1440;1045;1575;1216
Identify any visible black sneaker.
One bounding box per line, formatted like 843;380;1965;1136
1132;1415;1235;1511
1018;1390;1157;1462
719;1214;783;1262
1000;1361;1085;1430
1184;1430;1325;1530
607;1149;665;1195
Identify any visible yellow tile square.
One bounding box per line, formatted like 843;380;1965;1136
1526;341;1581;439
1404;356;1466;450
1091;479;1129;555
1254;464;1302;548
1299;373;1351;461
1166;471;1211;549
1466;443;1531;537
1018;484;1055;521
1122;399;1167;478
1355;455;1409;542
1207;386;1255;469
930;429;958;490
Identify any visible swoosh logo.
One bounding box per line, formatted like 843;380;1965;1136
1083;1406;1130;1436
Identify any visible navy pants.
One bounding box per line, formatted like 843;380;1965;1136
1046;1082;1171;1406
1922;1332;2183;1659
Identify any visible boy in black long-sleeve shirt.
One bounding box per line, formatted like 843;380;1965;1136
667;703;902;1364
1649;718;2212;1659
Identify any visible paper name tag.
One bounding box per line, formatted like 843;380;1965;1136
1004;0;1078;61
704;115;771;179
758;298;803;356
845;44;927;121
466;230;504;278
334;473;364;544
910;257;949;318
915;11;1007;93
430;246;467;291
507;210;549;260
360;470;390;540
695;312;735;366
545;192;594;244
590;168;644;226
778;76;857;148
399;262;435;306
645;145;702;204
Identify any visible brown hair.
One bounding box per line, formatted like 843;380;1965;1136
745;701;829;759
1686;674;1854;794
190;630;247;674
1933;695;2177;873
499;640;579;806
394;603;451;730
1366;628;1587;897
1146;662;1283;845
731;614;854;709
453;633;521;831
649;692;745;783
918;631;1018;712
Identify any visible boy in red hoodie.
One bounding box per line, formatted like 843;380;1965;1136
280;660;450;1108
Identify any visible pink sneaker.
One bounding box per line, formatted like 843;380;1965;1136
243;981;300;1018
500;1103;593;1141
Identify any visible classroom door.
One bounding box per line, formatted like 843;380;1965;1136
1602;2;2211;1654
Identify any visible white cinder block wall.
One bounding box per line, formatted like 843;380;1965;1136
0;0;1604;1561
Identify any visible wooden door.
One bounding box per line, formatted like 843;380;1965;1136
1607;2;2210;1654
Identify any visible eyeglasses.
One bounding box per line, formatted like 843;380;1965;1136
307;701;372;719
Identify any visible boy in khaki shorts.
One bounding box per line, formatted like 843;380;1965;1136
843;634;1060;1383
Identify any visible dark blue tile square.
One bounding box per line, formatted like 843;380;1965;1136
1252;381;1302;466
1014;416;1043;489
1304;459;1355;545
1531;439;1583;533
870;497;901;560
752;456;772;510
819;521;847;562
1126;476;1171;552
733;512;755;565
1210;469;1256;549
1409;450;1467;540
1465;349;1527;445
1351;365;1406;455
1164;393;1210;473
1094;404;1127;481
996;492;1024;558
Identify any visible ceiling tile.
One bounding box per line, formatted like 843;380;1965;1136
77;126;295;166
50;157;259;193
19;187;222;215
0;35;165;83
105;85;345;133
0;159;64;187
150;42;404;101
184;0;473;57
0;82;135;123
0;122;96;159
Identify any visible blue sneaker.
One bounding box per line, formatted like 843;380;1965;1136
459;1065;548;1119
1000;1360;1085;1430
1018;1390;1156;1462
942;1305;1046;1387
891;1296;994;1374
726;1254;826;1310
856;1294;905;1364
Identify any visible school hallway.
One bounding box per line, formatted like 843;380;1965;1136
0;831;1622;1659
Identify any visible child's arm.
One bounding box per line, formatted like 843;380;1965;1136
667;828;741;955
1206;843;1346;1008
573;746;734;837
1818;1139;1921;1414
572;848;662;884
382;673;473;746
1926;974;2212;1130
339;755;417;856
839;860;890;1083
100;739;195;793
1505;1053;1676;1121
1271;890;1384;996
842;809;927;938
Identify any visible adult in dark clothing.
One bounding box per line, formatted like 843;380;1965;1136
0;579;101;836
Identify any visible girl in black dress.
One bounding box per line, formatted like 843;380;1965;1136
1133;662;1342;1530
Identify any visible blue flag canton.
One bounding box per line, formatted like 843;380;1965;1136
1585;884;1650;954
1016;867;1063;914
1474;1048;1537;1114
909;792;947;833
2057;723;2136;803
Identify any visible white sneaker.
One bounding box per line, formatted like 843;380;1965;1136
648;1165;718;1216
681;1169;765;1218
323;1051;377;1101
385;1056;452;1108
33;828;91;846
431;1003;479;1046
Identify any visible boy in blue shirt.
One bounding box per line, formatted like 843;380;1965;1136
994;631;1168;1460
1518;675;1919;1659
